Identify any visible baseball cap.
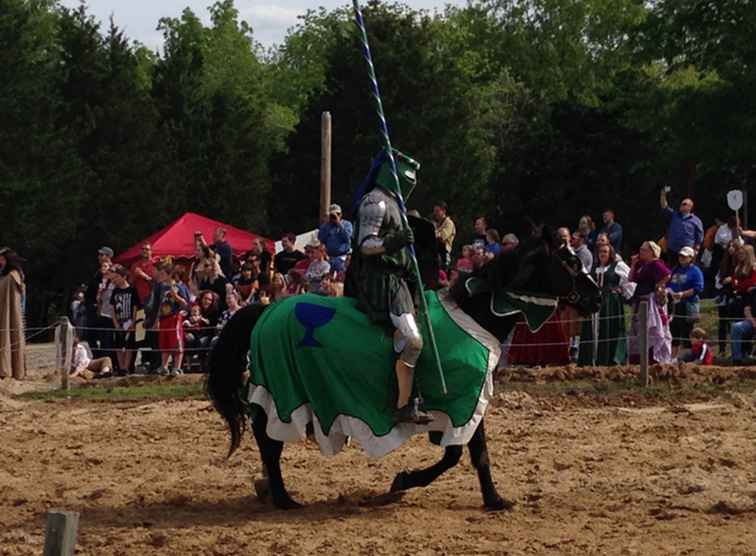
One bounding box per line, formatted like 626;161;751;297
328;204;342;215
678;246;696;258
98;246;114;257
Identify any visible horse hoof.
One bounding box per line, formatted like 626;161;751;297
390;471;409;493
253;479;270;501
485;496;515;512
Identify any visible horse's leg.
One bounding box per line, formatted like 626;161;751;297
468;420;514;511
390;445;463;493
251;411;302;509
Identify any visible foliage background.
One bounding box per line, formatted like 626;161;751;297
1;0;754;326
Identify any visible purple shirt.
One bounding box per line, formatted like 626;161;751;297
631;259;671;297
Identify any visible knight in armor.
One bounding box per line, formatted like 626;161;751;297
347;149;433;425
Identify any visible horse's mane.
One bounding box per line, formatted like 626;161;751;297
448;231;555;306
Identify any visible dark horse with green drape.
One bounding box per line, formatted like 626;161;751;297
207;225;600;511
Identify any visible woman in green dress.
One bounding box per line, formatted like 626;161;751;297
579;244;636;366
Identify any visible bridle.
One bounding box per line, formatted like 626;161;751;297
557;256;585;306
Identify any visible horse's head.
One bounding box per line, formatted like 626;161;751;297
548;245;602;315
498;228;601;316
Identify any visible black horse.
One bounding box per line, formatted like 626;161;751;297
207;228;600;511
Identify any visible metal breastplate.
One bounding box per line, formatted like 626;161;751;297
357;189;391;249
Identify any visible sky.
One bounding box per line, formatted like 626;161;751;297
60;0;467;50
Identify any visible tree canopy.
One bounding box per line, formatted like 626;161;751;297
0;0;753;325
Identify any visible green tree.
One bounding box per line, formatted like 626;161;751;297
269;1;511;234
0;0;90;322
153;1;292;231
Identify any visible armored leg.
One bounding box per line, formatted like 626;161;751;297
390;313;432;424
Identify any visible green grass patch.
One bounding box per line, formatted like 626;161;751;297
18;381;206;402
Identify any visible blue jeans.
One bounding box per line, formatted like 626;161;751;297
329;254;348;273
731;320;754;361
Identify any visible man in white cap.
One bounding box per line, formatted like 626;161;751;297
318;203;353;274
667;245;704;358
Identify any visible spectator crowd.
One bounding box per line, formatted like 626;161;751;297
8;188;756;383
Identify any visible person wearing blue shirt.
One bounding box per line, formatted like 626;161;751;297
318;203;353;274
667;246;704;358
660;190;704;263
599;209;623;254
484;228;503;259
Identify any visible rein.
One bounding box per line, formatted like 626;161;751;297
557;258;584;306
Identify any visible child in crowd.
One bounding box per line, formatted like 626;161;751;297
183;304;208;345
286;268;305;296
110;266;140;375
677;327;714;365
70;336;113;379
233;263;259;305
455;245;475;273
158;291;186;376
485;229;502;258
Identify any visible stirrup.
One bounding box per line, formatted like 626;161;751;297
394;399;433;425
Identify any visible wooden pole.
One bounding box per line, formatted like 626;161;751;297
55;321;63;384
639;301;649;387
320;111;332;224
43;510;79;556
56;317;72;391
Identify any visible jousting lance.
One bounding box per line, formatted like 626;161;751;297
351;0;447;395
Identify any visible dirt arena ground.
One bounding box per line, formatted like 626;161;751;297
2;349;756;555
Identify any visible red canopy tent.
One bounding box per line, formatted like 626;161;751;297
114;212;274;266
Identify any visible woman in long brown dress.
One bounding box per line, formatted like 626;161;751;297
0;247;26;379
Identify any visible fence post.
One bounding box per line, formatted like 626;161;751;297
43;510;79;556
57;317;73;391
639;300;649;387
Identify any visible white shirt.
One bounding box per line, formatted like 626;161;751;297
595;260;636;300
98;282;115;319
715;224;734;248
71;343;92;374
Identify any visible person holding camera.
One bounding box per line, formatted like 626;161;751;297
660;187;704;265
318;204;353;274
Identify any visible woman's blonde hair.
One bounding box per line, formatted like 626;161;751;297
735;244;756;277
644;241;661;259
578;215;595;232
271;272;286;291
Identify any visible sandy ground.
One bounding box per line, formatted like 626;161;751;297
1;392;755;553
1;345;755;555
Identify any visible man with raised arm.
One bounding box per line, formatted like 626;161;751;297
660;189;704;263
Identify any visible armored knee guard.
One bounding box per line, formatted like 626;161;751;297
390;312;423;367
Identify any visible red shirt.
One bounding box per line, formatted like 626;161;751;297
732;269;756;295
691;341;713;365
293;258;310;272
130;259;156;304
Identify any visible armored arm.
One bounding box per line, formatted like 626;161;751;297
358;191;413;256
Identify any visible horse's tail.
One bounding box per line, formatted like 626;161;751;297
207;303;267;458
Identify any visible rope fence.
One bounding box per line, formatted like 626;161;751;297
6;299;754;392
3;295;754;336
